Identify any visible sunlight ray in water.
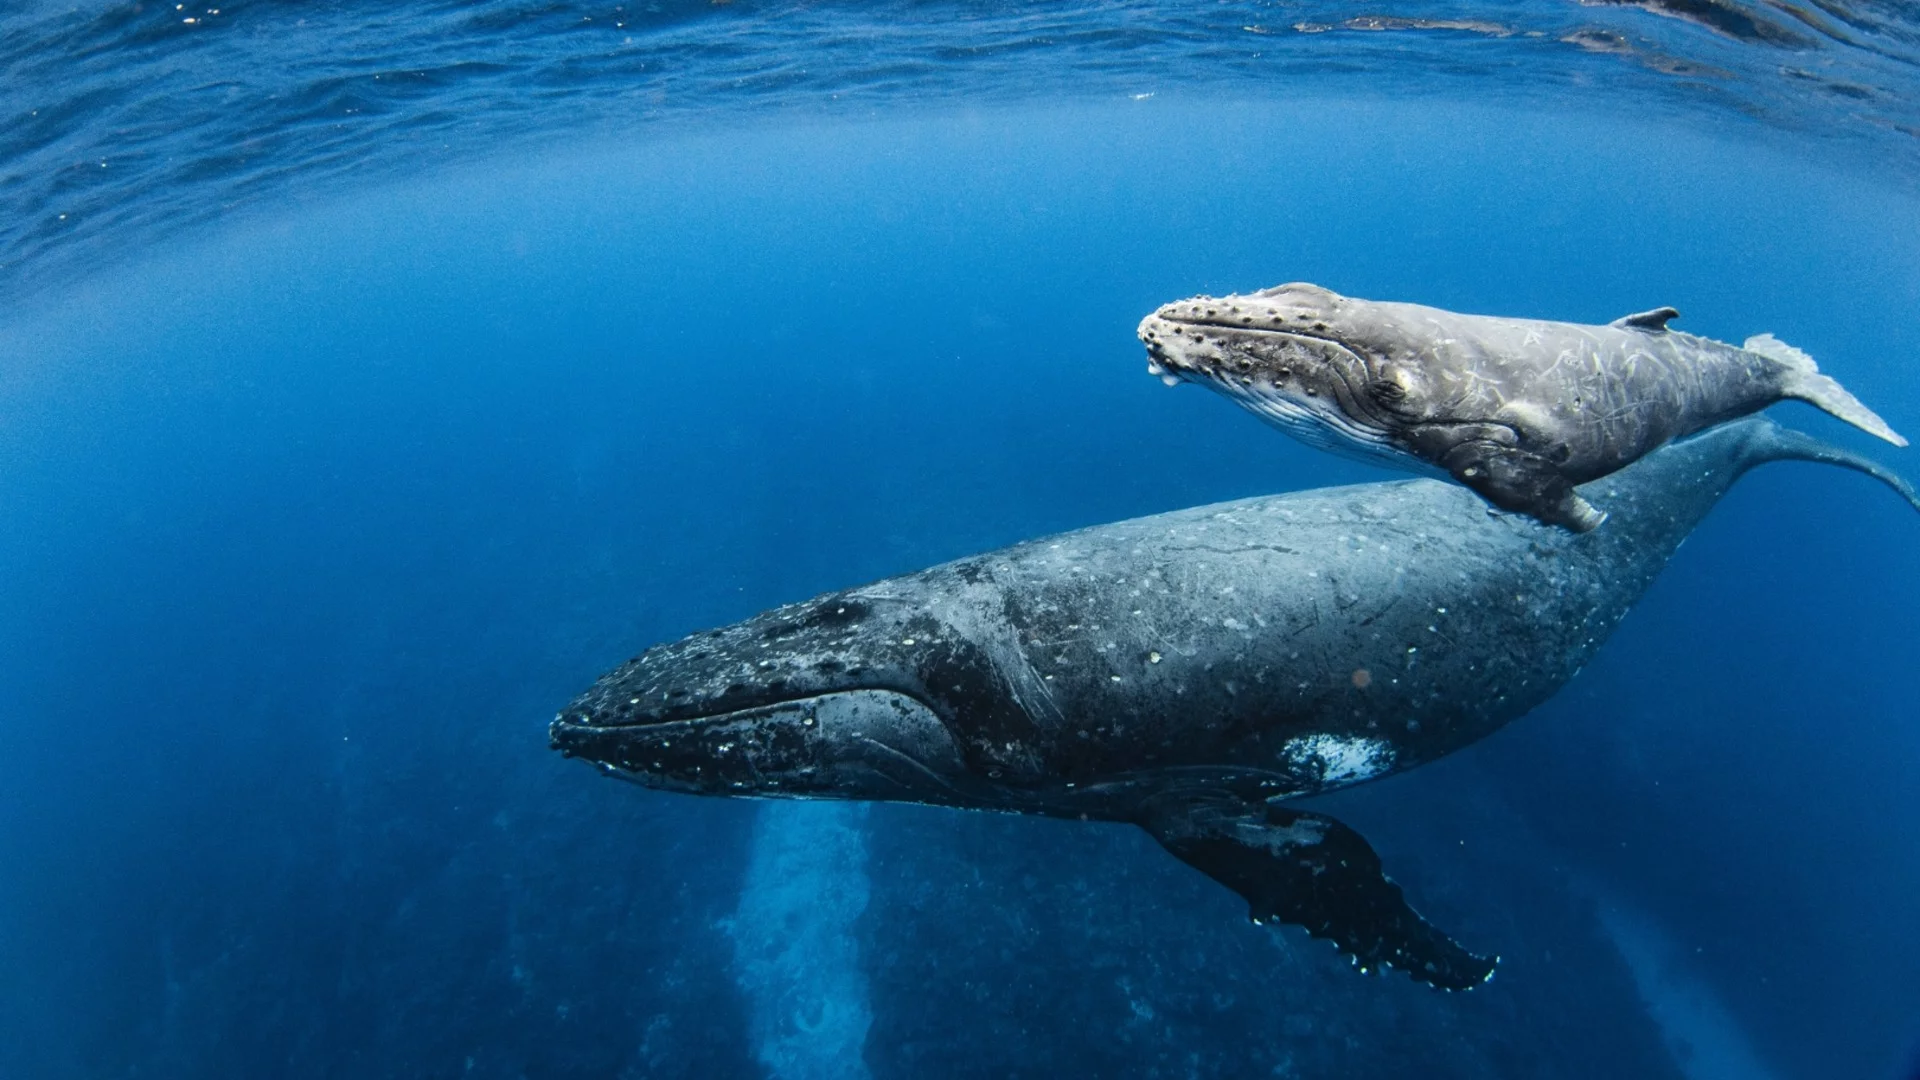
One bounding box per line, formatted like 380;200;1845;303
730;803;875;1080
1596;899;1779;1080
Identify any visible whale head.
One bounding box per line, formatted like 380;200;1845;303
550;593;994;805
1137;282;1450;472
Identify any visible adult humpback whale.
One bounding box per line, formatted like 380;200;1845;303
551;419;1917;990
1138;283;1905;532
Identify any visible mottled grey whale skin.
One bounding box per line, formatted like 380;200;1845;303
551;419;1916;991
1138;282;1905;532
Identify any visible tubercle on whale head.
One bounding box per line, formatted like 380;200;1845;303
1143;283;1448;405
1145;281;1349;330
547;591;1004;804
559;594;896;727
1136;283;1448;468
1135;282;1352;377
1139;283;1492;422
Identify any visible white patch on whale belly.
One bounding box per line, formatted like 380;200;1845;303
1282;734;1396;785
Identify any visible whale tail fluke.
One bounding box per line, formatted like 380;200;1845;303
1731;416;1920;516
1746;333;1908;447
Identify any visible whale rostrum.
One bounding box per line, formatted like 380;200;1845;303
550;419;1917;990
1138;283;1906;532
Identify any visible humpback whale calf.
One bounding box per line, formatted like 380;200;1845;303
1138;282;1905;531
551;419;1917;990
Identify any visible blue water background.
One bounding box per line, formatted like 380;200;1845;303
2;99;1918;1077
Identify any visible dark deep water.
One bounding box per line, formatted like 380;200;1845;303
4;7;1920;1079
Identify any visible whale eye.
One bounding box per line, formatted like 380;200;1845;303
1369;378;1407;405
1369;367;1416;410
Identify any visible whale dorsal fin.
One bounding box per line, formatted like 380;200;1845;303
1610;306;1680;332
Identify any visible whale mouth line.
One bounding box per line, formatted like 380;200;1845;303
550;687;973;801
555;707;757;737
555;686;934;733
1138;318;1376;398
1141;316;1358;356
1152;319;1349;347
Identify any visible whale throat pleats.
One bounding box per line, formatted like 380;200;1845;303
1140;799;1496;991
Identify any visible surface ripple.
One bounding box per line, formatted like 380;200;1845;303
4;0;1919;298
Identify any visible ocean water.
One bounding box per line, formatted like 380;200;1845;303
3;6;1919;1080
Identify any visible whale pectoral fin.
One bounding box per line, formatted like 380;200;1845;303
1441;442;1607;533
1610;306;1679;332
1141;802;1496;991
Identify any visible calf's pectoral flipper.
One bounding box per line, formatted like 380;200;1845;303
1140;799;1496;991
1439;439;1607;533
